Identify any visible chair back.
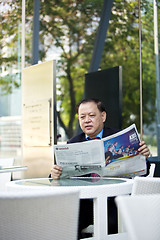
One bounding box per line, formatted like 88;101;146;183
0;190;79;240
115;194;160;240
147;163;155;177
132;176;160;195
0;158;14;191
148;156;160;177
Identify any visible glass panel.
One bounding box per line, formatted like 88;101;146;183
141;0;159;157
0;1;159;178
16;177;126;187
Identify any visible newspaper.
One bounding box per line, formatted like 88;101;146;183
54;124;147;178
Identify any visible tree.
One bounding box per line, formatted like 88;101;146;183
40;0;158;137
0;0;159;140
0;0;33;93
100;0;157;132
0;1;21;93
39;0;104;138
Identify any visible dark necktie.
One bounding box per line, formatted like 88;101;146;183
87;137;100;140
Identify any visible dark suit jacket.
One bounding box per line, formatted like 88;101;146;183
67;127;120;143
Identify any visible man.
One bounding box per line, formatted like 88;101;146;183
51;98;150;238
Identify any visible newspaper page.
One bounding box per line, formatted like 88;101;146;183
102;124;146;177
54;124;147;178
54;140;105;178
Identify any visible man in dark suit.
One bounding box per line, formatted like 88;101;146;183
51;98;150;238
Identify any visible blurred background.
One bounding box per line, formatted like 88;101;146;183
0;0;159;171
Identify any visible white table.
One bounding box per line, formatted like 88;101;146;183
7;177;133;240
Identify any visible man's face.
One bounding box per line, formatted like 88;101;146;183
78;102;106;138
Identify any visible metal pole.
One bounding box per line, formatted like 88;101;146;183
21;0;25;70
89;0;113;73
154;0;160;157
32;0;40;65
138;0;143;140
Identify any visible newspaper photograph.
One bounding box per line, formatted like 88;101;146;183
54;124;147;178
102;124;146;177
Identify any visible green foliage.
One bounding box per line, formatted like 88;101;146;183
143;134;157;147
39;0;104;137
0;0;159;139
0;74;20;94
100;0;157;133
0;1;22;94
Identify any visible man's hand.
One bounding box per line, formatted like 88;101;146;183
51;165;62;179
138;141;150;159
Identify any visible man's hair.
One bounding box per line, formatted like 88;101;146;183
76;98;106;113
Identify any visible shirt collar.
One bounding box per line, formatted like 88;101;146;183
86;128;104;140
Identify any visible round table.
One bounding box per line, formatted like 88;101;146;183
7;177;133;240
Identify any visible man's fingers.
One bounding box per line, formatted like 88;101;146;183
138;141;150;158
51;165;62;179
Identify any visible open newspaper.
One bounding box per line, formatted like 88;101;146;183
54;124;147;178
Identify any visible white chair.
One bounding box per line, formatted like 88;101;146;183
147;163;156;177
132;176;160;195
0;189;80;240
117;176;160;234
147;156;160;177
0;158;14;191
115;194;160;240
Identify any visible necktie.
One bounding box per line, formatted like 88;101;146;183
87;137;100;140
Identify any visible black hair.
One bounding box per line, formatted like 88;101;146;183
76;98;106;113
